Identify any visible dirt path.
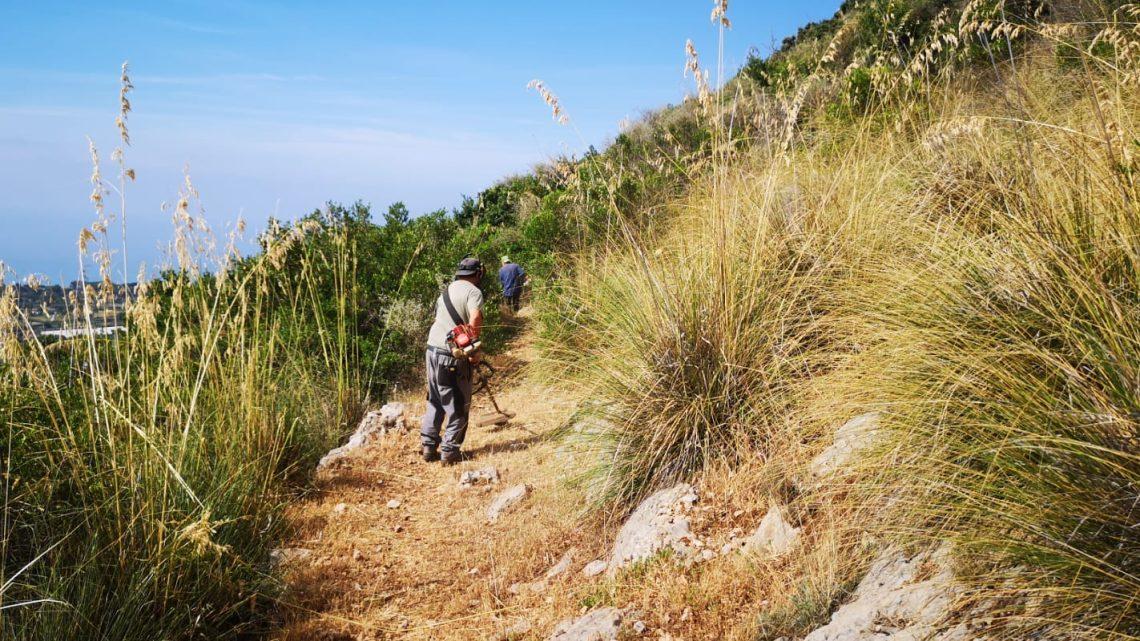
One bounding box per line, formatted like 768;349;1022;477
271;325;615;641
270;319;781;641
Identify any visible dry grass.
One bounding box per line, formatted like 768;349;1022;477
534;23;1140;638
12;4;1140;639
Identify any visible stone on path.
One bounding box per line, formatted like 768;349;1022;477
547;607;624;641
459;466;500;488
802;544;965;641
487;484;530;522
807;413;880;484
743;504;800;559
607;483;698;575
544;547;576;579
386;499;402;509
316;403;408;471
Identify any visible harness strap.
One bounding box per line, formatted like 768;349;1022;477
439;282;465;328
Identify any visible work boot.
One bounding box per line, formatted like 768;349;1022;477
440;449;463;466
422;446;440;463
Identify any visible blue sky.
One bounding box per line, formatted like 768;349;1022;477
0;1;839;282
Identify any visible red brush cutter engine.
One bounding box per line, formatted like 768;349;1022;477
447;324;481;359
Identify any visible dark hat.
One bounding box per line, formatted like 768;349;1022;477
455;256;483;277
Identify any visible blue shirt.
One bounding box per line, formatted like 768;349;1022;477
499;262;525;297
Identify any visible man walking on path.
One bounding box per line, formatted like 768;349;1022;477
498;256;526;313
422;257;485;465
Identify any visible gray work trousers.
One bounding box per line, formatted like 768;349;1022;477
421;347;473;453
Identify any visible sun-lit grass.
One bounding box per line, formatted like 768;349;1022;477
538;13;1140;638
0;123;363;638
823;75;1140;638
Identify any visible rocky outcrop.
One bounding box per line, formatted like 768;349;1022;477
487;484;531;522
378;402;407;429
317;403;407;470
607;483;698;575
803;545;966;641
547;607;624;641
807;413;880;484
743;504;800;559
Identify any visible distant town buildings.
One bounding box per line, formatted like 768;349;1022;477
10;282;135;337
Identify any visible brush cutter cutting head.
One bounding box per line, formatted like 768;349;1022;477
472;360;513;429
476;410;516;429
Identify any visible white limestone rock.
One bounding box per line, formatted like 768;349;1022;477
743;504;800;559
544;548;576;579
803;544;965;641
269;547;311;569
316;403;408;470
487;484;531;522
460;467;501;488
581;559;607;577
606;483;698;575
808;413;881;484
378;402;407;429
547;607;624;641
509;548;576;594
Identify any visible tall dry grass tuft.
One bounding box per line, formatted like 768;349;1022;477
685;39;713;111
814;74;1140;639
0;79;362;640
538;123;912;506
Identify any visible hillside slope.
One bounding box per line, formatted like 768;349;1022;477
272;3;1140;638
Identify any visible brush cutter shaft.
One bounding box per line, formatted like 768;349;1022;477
472;360;512;426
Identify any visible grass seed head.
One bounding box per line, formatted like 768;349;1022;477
711;0;731;29
527;79;569;125
684;39;712;109
87;138;105;221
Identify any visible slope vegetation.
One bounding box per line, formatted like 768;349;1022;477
537;3;1140;638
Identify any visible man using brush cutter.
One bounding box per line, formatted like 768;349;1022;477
421;256;485;465
499;255;526;313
